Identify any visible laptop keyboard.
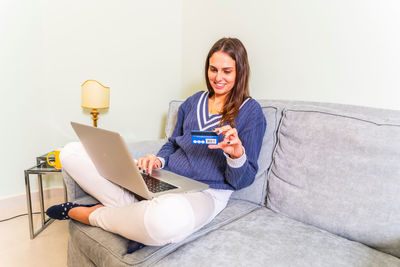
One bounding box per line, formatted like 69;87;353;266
141;174;178;193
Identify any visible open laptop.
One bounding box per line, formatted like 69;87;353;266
71;122;209;200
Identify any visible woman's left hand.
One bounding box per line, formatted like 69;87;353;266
208;125;244;159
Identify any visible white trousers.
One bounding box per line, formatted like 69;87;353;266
60;142;232;246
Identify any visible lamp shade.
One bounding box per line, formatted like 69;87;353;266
81;80;110;109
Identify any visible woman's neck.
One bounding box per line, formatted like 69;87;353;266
209;93;227;114
213;92;229;104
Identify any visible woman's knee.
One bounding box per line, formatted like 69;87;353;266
59;141;85;165
144;195;195;245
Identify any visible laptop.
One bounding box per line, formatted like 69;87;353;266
71;122;209;200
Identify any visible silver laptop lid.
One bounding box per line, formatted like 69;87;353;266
71;122;153;199
71;122;209;199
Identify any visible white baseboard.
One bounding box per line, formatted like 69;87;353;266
0;187;65;220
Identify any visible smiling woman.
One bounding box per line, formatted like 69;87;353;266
207;51;236;114
205;38;250;128
208;52;236;97
46;37;266;253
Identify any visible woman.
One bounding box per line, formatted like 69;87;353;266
47;37;266;248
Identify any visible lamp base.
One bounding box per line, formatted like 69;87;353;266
90;109;99;127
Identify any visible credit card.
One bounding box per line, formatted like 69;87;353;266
191;131;218;145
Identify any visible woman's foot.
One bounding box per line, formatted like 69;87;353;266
127;240;145;253
46;202;100;220
67;204;103;225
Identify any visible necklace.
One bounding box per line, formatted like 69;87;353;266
209;97;223;114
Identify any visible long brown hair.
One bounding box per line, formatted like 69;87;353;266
205;37;250;127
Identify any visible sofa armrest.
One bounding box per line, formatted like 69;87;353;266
62;139;166;202
62;169;87;202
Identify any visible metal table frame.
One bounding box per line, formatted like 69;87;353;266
24;154;67;239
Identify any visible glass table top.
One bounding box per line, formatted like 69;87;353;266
26;153;61;173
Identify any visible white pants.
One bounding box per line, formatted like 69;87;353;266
60;142;232;246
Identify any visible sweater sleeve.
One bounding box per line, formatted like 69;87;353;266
156;99;189;167
224;104;266;190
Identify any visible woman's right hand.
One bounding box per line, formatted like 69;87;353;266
136;154;161;175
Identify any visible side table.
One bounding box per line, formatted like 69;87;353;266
24;153;67;239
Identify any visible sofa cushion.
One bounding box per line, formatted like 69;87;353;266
156;208;400;267
68;199;259;267
164;100;182;138
267;105;400;258
126;139;166;160
165;99;282;205
231;104;281;204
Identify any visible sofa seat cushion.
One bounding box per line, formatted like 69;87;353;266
67;199;259;267
156;208;400;267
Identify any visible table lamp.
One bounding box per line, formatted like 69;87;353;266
81;80;110;127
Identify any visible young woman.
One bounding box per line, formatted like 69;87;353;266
47;37;266;248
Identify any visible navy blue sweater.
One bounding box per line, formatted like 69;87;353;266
157;91;266;190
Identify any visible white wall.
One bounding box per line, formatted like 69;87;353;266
1;0;400;199
0;0;182;198
182;0;400;108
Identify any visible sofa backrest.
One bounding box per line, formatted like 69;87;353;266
165;98;400;257
165;99;281;205
266;102;400;258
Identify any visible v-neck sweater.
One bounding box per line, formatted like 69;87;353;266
157;91;266;190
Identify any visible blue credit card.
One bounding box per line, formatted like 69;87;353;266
191;131;218;145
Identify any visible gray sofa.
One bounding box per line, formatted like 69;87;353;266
63;99;400;267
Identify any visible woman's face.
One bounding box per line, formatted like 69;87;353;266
208;51;236;98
